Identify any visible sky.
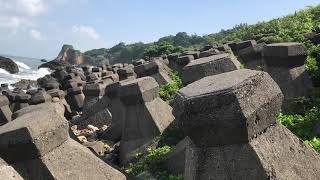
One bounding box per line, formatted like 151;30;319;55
0;0;319;59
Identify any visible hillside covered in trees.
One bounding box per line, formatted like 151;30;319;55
82;4;320;65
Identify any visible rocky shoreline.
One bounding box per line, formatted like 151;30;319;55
0;40;320;179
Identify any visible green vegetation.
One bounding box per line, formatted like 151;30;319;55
144;41;183;59
159;71;183;102
277;106;320;152
123;146;182;180
158;124;185;148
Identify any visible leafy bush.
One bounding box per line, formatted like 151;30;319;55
158;124;185;148
159;71;183;102
123;146;182;180
277;107;320;152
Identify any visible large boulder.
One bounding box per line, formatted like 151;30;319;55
181;53;240;85
0;95;12;125
238;43;267;70
170;69;320;179
263;43;313;112
0;56;19;74
38;60;70;71
0;103;126;180
118;77;175;164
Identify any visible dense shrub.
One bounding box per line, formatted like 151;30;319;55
159;71;183;102
123;146;182;180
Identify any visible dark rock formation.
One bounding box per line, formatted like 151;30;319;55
38;59;70;71
54;44;84;65
0;56;19;74
170;69;320;179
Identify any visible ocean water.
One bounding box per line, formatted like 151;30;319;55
0;55;51;87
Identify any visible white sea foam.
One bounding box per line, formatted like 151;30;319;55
0;56;51;86
15;61;31;70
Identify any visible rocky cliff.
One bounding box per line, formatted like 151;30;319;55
54;44;84;65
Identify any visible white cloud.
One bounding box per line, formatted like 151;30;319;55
0;0;65;34
72;25;100;40
30;29;45;40
0;0;47;17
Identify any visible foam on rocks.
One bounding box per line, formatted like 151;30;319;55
169;69;320;179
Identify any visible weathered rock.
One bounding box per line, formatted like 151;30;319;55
171;69;320;179
263;42;307;66
0;158;23;180
118;77;174;164
134;60;172;85
0;56;19;74
29;90;52;105
38;60;70;71
177;55;194;66
263;43;313;112
53;44;84;65
175;69;283;147
227;40;257;55
199;49;220;58
99;82;126;143
181;53;240;85
164;137;196;175
0;95;12;125
133;59;146;66
117;66;137;81
11;79;37;91
304;32;320;44
82;82;107;110
180;51;200;60
47;89;66;99
66;87;84;111
238;43;267;70
0;103;126;180
9;92;30;112
0;103;68;163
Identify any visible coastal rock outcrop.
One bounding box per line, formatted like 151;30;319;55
0;56;19;74
54;44;84;65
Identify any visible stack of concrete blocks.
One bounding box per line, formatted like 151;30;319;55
112;63;124;73
99;82;126;143
118;77;175;165
65;87;84;112
263;43;313;112
180;51;200;60
181;53;240;85
167;69;320;179
238;42;267;70
0;103;126;180
77;82;112;128
117;65;137;81
227;40;257;55
134;60;172;86
10;92;30;113
92;67;103;79
29;90;52;105
167;54;194;73
0;95;12;125
47;89;72;119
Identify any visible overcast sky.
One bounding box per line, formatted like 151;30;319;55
0;0;319;59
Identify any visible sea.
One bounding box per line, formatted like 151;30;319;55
0;55;51;88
